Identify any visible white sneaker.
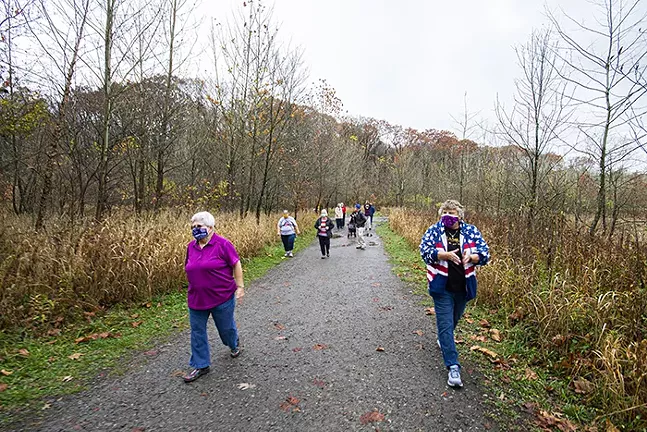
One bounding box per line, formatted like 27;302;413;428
288;251;293;257
447;365;463;388
437;339;441;349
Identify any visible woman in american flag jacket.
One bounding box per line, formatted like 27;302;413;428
419;199;490;388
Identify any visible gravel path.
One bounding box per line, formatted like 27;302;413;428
13;217;498;432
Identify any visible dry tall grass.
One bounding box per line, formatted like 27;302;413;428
0;209;317;334
388;207;647;427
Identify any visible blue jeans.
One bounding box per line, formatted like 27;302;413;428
189;295;238;369
281;234;295;252
431;289;468;368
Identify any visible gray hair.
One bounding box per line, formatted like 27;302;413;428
191;211;215;228
438;200;464;218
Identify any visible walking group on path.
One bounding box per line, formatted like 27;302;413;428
183;199;489;389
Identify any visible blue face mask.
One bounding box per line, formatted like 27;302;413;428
192;226;209;241
441;214;460;228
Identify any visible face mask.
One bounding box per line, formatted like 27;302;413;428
192;227;209;241
441;214;460;228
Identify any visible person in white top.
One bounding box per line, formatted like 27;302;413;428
277;210;300;257
334;204;344;230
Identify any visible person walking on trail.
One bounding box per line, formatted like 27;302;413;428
277;210;300;258
334;204;344;230
314;209;335;258
364;201;373;230
183;211;245;383
341;202;347;228
419;200;490;388
350;204;367;249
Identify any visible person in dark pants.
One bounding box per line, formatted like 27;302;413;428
277;210;300;258
419;200;490;388
314;209;334;258
334;204;344;230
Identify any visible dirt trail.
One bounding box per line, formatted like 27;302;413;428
12;217;498;431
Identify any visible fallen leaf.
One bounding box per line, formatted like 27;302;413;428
605;419;620;432
469;335;487;343
274;323;286;330
524;368;538;381
237;383;256;390
372;297;380;302
18;348;30;357
465;318;474;324
376;346;385;352
131;321;143;328
0;383;7;392
200;392;208;397
359;410;385;425
441;391;448;397
144;302;152;308
479;319;491;328
68;353;84;360
131;428;146;432
489;329;502;342
424;307;436;315
380;306;393;311
412;330;424;336
62;376;73;382
573;377;594;394
552;334;567;346
312;379;325;388
48;357;56;362
455;338;465;344
313;344;327;350
143;350;159;356
42;402;51;410
292;347;302;352
498;392;505;400
171;370;185;377
279;395;300;412
47;328;61;337
1;369;12;376
83;311;95;318
371;282;381;287
130;314;140;319
470;345;498;359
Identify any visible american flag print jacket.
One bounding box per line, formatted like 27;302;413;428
419;220;490;301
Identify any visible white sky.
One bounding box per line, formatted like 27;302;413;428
196;0;609;138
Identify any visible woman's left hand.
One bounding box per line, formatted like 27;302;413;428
462;252;479;265
235;287;245;299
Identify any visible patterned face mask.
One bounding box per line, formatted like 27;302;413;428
441;214;460;228
192;226;209;240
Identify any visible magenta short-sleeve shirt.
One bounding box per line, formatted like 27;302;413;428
185;233;240;310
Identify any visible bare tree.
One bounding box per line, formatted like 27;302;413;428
549;0;647;235
496;29;571;226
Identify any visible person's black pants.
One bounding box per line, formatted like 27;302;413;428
318;235;330;256
335;218;343;229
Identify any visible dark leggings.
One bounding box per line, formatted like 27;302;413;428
335;218;343;229
318;235;330;256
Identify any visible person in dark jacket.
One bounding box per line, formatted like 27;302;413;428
314;209;335;258
350;204;367;249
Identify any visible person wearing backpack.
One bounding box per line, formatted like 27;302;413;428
350;204;367;249
314;209;335;258
277;210;300;258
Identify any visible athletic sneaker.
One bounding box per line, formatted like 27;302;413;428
288;251;293;257
231;338;242;358
447;365;463;388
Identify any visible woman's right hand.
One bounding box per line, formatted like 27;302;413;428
438;250;461;265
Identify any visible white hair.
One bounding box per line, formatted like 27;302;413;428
191;211;215;228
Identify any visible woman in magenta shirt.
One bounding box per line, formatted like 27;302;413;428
182;211;245;383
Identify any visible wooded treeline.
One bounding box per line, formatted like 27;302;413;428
1;0;646;235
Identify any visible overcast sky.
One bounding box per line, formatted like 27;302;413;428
198;0;598;138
